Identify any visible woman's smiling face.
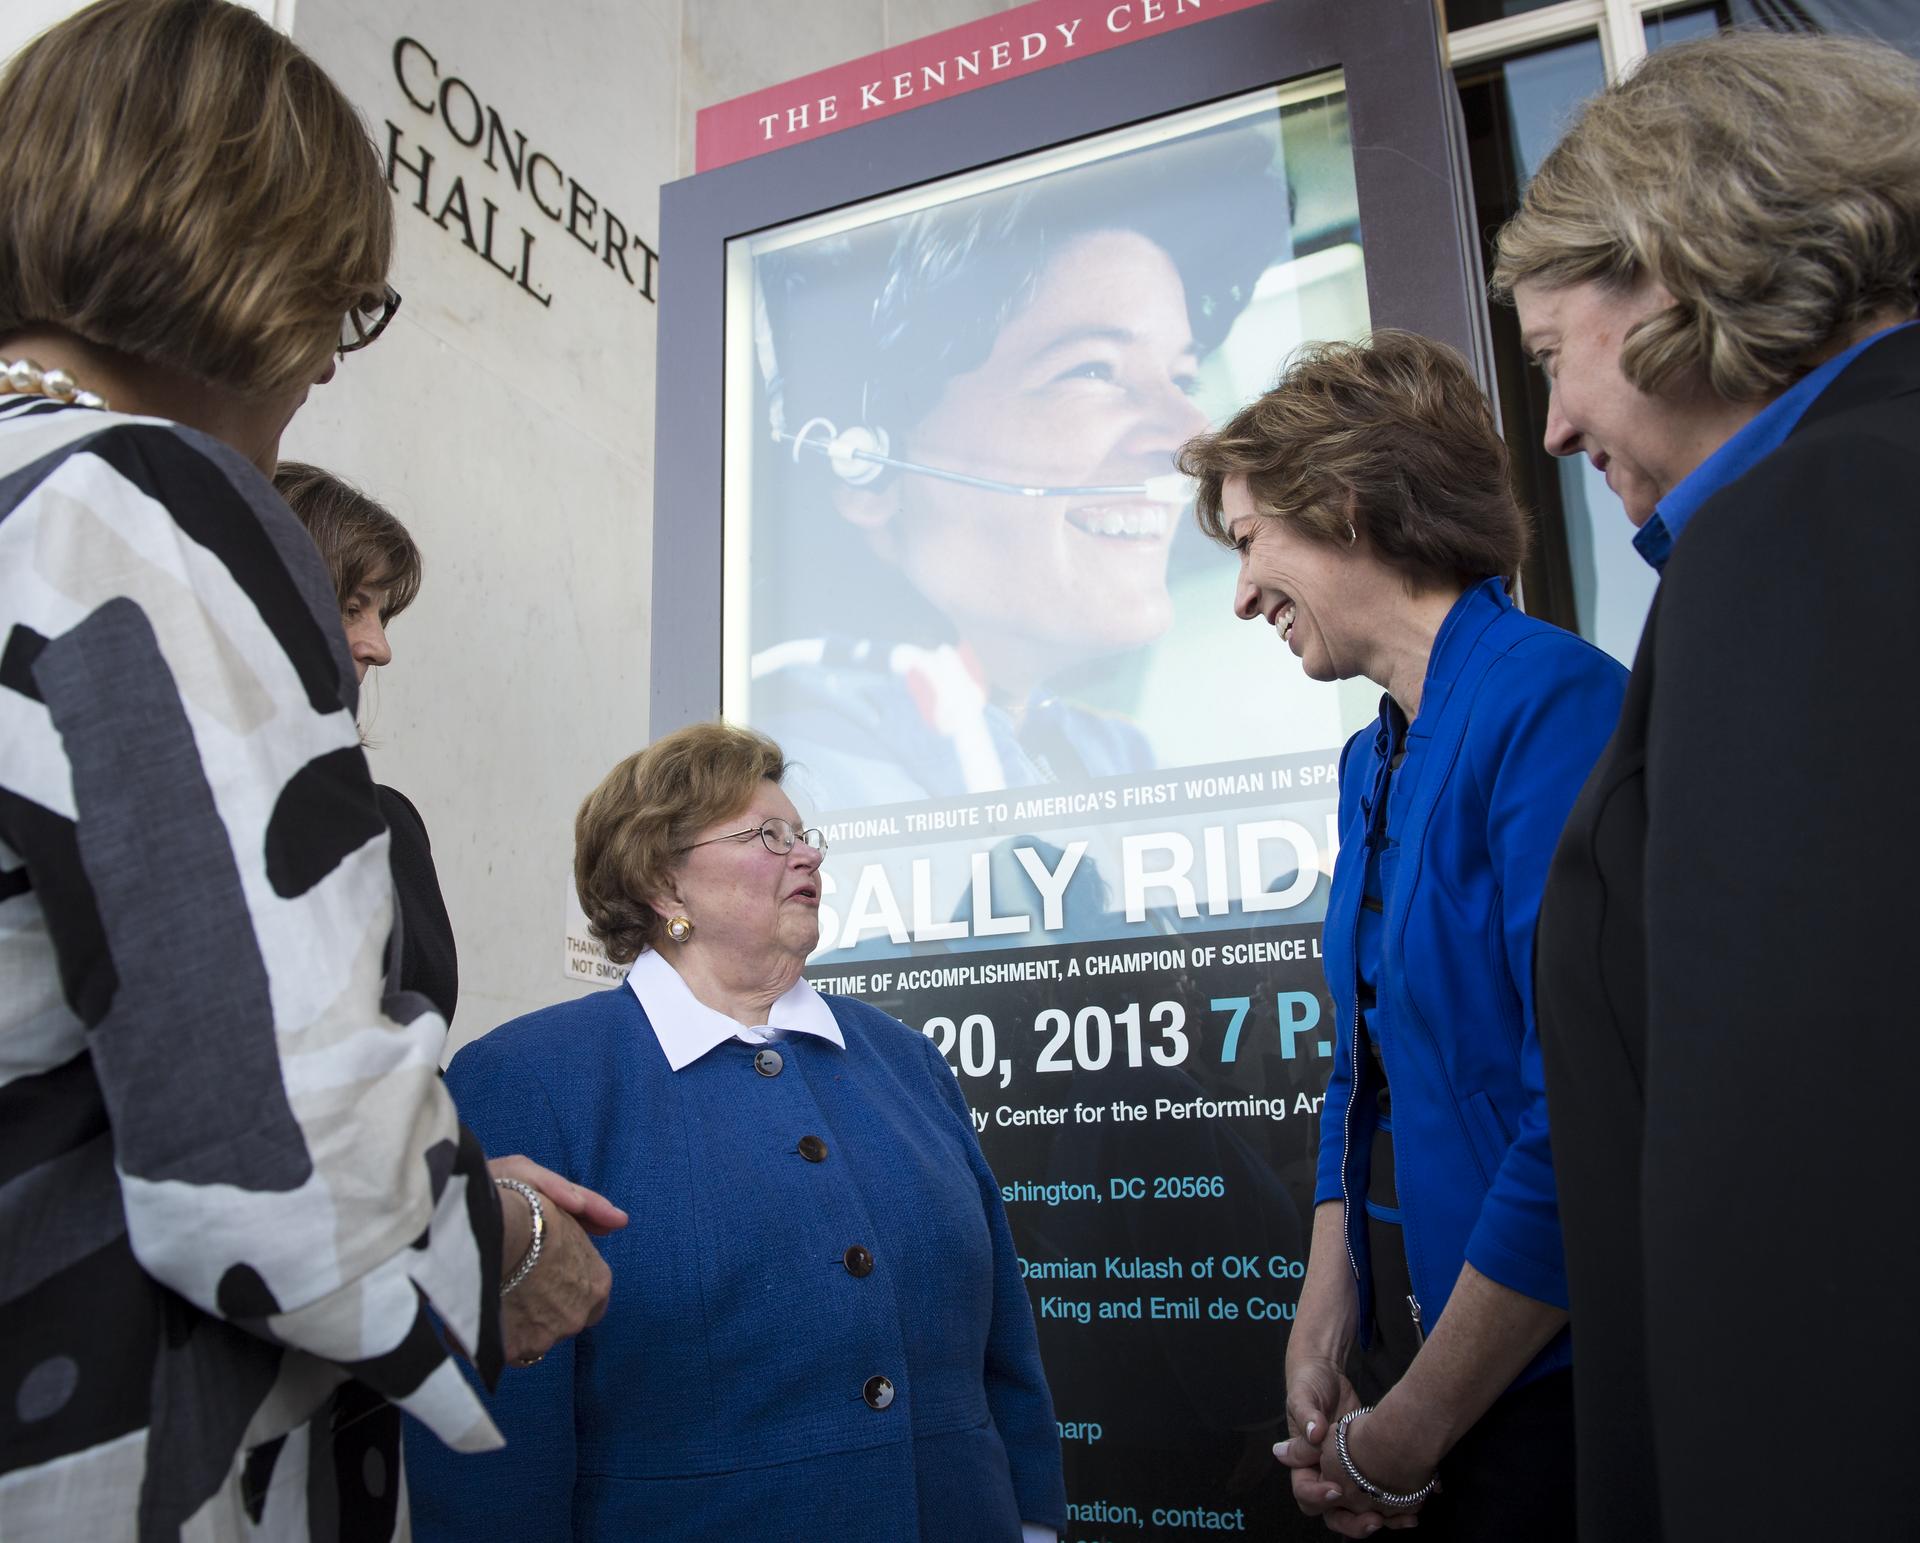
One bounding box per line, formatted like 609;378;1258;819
1223;474;1382;684
866;228;1209;687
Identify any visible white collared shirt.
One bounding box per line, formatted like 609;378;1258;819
626;947;844;1069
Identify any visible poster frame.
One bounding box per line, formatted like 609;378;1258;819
650;0;1487;734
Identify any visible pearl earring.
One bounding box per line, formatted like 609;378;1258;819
666;915;693;943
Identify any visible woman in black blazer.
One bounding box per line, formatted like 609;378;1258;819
1491;31;1920;1543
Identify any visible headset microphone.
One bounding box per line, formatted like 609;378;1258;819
776;417;1193;505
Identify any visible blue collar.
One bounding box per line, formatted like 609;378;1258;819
1399;575;1512;734
1413;575;1512;721
1634;320;1917;573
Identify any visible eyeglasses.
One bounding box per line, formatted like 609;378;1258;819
338;286;402;356
679;817;828;856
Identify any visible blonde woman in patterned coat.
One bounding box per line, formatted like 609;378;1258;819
0;3;622;1538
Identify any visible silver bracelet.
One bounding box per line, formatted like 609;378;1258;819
494;1178;544;1296
1334;1407;1440;1509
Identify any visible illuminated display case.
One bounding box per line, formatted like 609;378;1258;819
655;5;1489;1535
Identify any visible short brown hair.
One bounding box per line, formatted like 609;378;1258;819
575;723;788;965
1178;330;1529;586
274;462;422;621
1492;31;1920;401
0;0;392;394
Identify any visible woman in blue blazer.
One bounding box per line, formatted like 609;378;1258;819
1178;332;1626;1540
405;723;1066;1541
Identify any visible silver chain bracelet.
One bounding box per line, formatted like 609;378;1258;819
493;1177;545;1296
1334;1407;1440;1509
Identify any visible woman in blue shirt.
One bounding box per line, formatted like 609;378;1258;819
1177;331;1626;1539
1495;31;1920;1542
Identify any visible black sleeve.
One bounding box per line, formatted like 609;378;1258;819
376;784;460;1027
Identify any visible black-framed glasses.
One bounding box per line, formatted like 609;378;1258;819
338;285;401;356
679;817;827;856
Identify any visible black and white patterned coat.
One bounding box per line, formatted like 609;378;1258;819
0;397;506;1540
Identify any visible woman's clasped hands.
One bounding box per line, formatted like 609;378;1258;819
1277;1355;1437;1536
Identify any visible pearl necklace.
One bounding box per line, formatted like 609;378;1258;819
0;357;109;410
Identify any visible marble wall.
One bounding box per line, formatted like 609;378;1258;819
2;0;1026;1052
292;0;1028;1054
281;0;678;1051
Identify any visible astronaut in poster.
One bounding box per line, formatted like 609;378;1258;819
748;124;1280;808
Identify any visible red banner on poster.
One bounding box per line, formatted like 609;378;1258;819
694;0;1273;172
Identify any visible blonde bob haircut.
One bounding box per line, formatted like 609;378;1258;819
1492;30;1920;403
1179;330;1530;588
575;723;789;965
0;0;393;395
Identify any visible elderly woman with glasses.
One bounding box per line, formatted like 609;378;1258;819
405;721;1068;1543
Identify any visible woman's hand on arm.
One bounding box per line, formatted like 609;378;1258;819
486;1156;625;1364
489;1154;629;1234
497;1200;612;1366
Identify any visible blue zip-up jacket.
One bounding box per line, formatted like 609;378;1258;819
1313;577;1626;1378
